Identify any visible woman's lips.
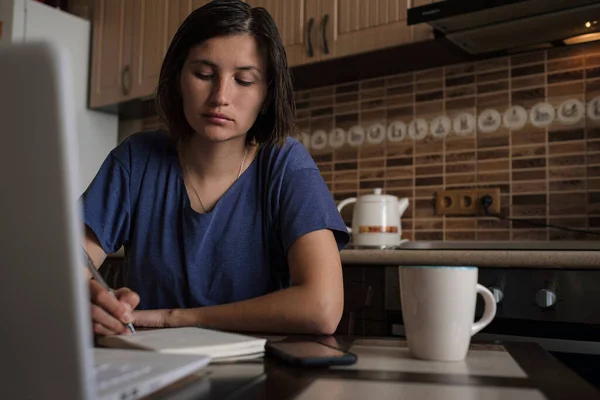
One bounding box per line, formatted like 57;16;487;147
202;113;233;125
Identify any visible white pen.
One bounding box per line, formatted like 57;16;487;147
82;247;136;334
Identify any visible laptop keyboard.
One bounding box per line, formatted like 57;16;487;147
95;363;153;391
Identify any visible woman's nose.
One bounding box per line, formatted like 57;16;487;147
209;77;230;106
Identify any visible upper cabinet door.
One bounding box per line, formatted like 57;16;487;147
166;0;193;51
130;0;169;99
320;0;412;61
246;0;319;67
191;0;211;10
89;0;135;108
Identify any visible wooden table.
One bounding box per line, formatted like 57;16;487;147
147;336;600;400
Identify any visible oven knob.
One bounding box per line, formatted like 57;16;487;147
535;289;557;309
489;286;504;304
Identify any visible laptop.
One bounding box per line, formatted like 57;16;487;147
0;42;211;399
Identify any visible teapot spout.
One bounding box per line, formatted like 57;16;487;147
398;198;410;217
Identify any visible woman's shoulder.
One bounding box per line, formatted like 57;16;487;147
258;136;317;177
118;129;173;152
111;129;175;170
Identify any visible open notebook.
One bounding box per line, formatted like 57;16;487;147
97;327;267;362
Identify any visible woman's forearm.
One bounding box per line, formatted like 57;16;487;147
135;284;343;335
175;284;341;335
132;231;345;335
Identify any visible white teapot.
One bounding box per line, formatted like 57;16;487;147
337;188;409;248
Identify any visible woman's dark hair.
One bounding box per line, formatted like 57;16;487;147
156;0;297;147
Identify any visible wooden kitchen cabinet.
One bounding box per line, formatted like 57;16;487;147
192;0;212;9
167;1;193;50
254;0;433;64
257;0;433;65
319;0;411;61
311;0;434;62
190;0;320;67
129;0;169;99
89;0;135;108
90;0;191;108
189;0;318;67
89;0;433;108
90;0;318;107
245;0;319;67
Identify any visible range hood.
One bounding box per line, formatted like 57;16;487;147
407;0;600;55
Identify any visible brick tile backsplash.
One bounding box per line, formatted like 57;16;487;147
140;43;600;241
295;43;600;242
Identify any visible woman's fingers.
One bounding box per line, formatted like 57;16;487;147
89;280;132;325
90;304;126;334
93;322;119;336
88;280;143;336
114;287;141;312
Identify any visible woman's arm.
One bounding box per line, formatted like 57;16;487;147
84;225;108;274
132;228;344;335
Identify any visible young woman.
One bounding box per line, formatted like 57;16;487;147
83;0;349;336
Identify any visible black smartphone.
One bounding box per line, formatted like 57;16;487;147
265;341;357;367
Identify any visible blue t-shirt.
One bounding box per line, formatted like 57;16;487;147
81;130;349;310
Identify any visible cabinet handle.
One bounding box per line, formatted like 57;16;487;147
321;14;329;55
306;17;314;57
121;65;131;96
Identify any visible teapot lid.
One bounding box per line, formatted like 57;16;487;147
361;188;398;202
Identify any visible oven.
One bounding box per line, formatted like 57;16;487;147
384;267;600;388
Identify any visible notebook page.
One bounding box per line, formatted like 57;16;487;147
98;327;266;358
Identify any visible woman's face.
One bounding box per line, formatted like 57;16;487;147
179;34;268;144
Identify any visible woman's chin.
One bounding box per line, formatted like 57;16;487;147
193;126;245;143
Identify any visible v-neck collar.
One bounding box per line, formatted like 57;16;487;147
173;142;262;217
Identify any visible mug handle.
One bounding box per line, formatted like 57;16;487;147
471;284;497;336
336;197;356;233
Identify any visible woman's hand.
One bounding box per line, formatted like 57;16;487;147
89;280;140;335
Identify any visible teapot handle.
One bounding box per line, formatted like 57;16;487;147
337;197;356;233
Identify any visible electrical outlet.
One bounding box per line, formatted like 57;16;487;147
435;188;501;216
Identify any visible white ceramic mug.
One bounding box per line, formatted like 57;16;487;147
399;266;497;361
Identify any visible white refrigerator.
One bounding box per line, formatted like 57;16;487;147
0;0;118;194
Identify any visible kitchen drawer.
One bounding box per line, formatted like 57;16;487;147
343;266;364;284
364;268;385;320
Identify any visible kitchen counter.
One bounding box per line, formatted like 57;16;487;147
340;241;600;269
108;241;600;269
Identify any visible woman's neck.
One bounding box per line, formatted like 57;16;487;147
180;135;250;183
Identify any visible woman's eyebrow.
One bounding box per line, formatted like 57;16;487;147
236;65;262;73
189;58;261;73
189;58;216;67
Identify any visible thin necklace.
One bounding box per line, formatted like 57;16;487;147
185;147;248;213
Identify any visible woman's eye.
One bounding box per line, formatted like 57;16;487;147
236;79;254;87
194;72;213;80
